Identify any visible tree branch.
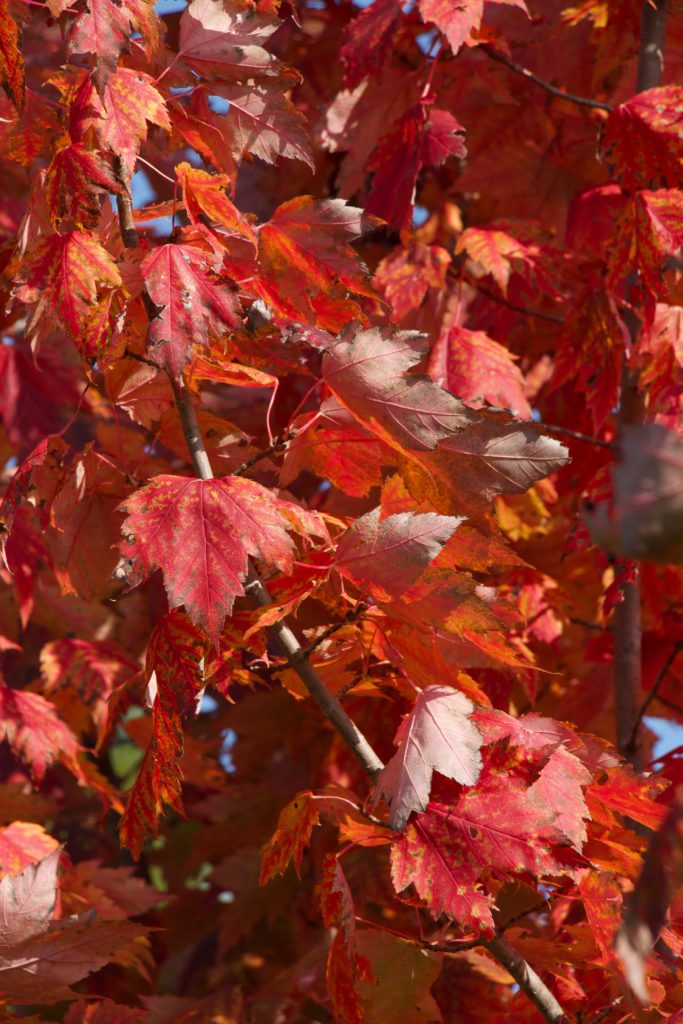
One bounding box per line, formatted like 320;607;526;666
480;44;613;112
614;0;668;768
113;157;141;250
636;0;667;92
112;162;570;1024
243;570;383;778
627;641;683;753
485;937;568;1024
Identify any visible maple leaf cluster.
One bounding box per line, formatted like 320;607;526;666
1;0;683;1020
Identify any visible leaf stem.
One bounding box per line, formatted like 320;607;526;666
480;43;613;112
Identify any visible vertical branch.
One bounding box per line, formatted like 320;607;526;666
636;0;668;92
613;0;668;768
113;157;140;250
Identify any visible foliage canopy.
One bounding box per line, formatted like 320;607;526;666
1;0;683;1020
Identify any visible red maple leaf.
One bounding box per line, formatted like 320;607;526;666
602;86;683;193
118;474;324;644
428;324;532;417
141;243;240;376
12;231;122;350
259;791;320;883
178;0;283;82
257;196;380;331
0;1;24;109
366;103;466;232
45;144;120;229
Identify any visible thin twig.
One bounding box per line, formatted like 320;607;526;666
569;617;612;631
426;894;554;953
463;273;566;324
304;603;368;658
535;423;613;450
231;431;294;477
480;43;613;112
627;642;683;753
124;348;161;370
613;0;668;770
244;568;383;779
655;694;683;717
337;672;365;702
